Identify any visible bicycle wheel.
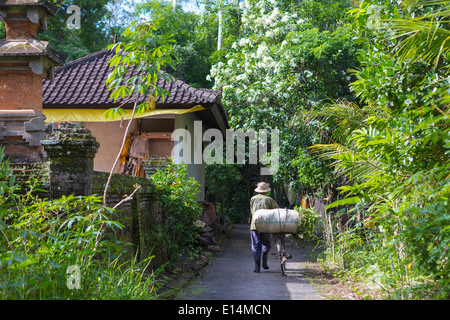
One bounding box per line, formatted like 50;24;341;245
280;256;286;276
280;237;287;276
277;236;287;276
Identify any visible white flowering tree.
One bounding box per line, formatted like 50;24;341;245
210;0;358;197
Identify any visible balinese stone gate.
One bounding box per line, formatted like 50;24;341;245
0;1;163;268
0;0;64;163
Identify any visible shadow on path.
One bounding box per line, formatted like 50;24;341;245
178;224;322;300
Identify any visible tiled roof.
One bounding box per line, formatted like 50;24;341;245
42;49;221;109
0;0;60;16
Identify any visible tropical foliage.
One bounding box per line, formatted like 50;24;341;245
211;0;449;299
205;163;248;223
210;0;358;201
0;148;161;299
300;0;450;299
103;20;176;205
41;0;116;61
135;0;220;88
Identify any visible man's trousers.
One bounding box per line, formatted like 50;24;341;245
251;230;271;259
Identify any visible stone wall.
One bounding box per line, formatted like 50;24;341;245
40;123;164;266
42;122;98;199
92;171;162;265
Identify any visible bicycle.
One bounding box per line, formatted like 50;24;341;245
253;208;298;276
273;233;291;276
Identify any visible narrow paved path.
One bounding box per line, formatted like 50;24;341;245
178;224;322;300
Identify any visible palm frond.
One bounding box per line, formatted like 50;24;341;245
309;143;381;183
402;0;450;9
387;18;450;69
382;1;450;70
301;100;368;143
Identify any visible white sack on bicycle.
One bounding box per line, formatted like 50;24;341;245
252;208;300;234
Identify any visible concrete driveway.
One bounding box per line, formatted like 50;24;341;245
178;224;323;300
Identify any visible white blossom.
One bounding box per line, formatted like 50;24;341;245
256;43;268;58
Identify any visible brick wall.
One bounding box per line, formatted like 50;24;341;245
4;11;39;39
0;70;44;112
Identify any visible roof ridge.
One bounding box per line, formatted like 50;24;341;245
58;49;216;96
56;48;111;71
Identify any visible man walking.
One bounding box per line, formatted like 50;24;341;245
250;182;279;273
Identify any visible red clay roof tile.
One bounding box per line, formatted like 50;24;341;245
42;49;220;109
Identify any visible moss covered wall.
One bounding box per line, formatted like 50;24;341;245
41;123;164;267
93;172;163;266
42;123;99;199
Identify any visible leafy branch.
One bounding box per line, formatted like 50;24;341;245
102;21;176;206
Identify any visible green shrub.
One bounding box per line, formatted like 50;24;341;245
147;159;202;264
399;200;450;299
295;207;321;241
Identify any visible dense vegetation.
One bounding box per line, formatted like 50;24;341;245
308;0;449;299
0;149;202;299
209;0;449;299
0;0;448;299
0;148;161;299
306;0;449;299
147;161;203;264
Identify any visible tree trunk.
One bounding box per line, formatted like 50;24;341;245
103;95;140;206
217;10;223;51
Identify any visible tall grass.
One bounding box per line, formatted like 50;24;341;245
0;148;162;299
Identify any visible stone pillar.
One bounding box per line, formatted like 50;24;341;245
0;110;51;162
0;1;64;163
41;123;99;199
